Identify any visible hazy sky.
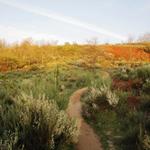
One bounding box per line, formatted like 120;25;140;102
0;0;150;44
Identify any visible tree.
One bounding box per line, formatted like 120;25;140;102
138;33;150;42
127;35;134;43
0;39;6;48
86;37;99;46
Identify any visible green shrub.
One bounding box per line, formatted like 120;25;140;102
142;79;150;93
115;91;129;119
0;92;78;150
116;111;147;150
118;127;139;150
113;65;150;81
82;85;119;119
112;67;131;80
92;85;119;107
140;94;150;113
135;65;150;81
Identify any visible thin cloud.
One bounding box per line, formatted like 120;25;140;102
0;0;127;41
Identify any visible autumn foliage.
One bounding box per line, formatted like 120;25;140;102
105;45;150;61
0;40;150;72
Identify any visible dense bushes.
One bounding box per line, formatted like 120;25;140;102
0;91;78;150
82;87;150;150
82;65;150;150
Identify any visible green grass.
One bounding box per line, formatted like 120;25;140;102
1;64;149;150
0;67;106;109
0;66;106;149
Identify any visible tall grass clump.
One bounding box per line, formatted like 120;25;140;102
0;91;78;150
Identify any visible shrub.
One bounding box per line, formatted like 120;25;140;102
94;85;119;107
135;65;150;81
82;85;119;118
143;46;150;54
113;68;129;80
115;91;129;118
118;127;139;150
142;79;150;93
29;65;40;71
107;90;119;106
143;133;150;150
116;111;147;150
113;65;150;82
140;95;150;113
0;92;78;150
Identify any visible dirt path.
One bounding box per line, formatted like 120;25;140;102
67;88;103;150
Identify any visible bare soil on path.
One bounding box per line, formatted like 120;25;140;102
67;88;103;150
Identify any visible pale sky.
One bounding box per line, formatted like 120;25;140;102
0;0;150;44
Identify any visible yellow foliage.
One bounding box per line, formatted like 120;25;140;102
0;41;149;72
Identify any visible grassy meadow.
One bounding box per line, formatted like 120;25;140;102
0;41;150;150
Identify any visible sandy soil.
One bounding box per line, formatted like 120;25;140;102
67;88;103;150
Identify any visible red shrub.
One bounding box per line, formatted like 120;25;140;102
112;79;132;91
127;96;141;109
112;79;143;92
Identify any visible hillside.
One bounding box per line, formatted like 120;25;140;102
0;42;150;72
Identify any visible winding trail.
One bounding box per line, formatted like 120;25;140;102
67;88;103;150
